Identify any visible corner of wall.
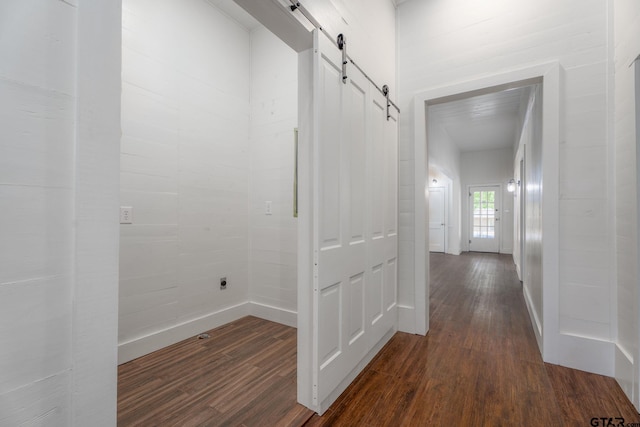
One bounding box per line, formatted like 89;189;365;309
557;334;615;377
118;302;251;364
398;305;417;333
250;302;297;328
73;1;122;424
615;343;635;401
523;285;543;352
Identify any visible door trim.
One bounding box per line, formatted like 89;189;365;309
411;62;561;362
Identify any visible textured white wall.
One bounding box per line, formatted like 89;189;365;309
614;0;640;408
460;147;515;254
427;124;461;185
512;87;536;281
522;86;544;350
249;26;298;322
0;2;76;421
302;0;397;98
398;0;613;375
427;123;462;255
119;0;251;361
0;0;121;425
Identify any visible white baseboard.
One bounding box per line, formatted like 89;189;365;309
516;283;617;382
118;301;300;365
615;343;635;408
522;285;543;352
556;333;614;377
250;302;297;328
398;304;416;334
118;302;251;364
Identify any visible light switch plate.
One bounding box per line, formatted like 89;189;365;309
120;206;133;224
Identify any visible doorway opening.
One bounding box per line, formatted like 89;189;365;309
424;81;541;335
117;0;400;418
117;0;301;418
414;63;561;359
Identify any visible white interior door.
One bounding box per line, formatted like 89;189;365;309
429;187;446;252
469;185;501;253
298;30;398;414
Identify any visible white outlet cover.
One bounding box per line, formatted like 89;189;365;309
265;201;272;215
120;206;133;224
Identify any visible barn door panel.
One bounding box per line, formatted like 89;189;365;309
304;30;398;414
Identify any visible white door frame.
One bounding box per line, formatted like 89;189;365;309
633;56;640;409
412;62;561;361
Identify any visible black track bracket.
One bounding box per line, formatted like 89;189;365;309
337;34;347;84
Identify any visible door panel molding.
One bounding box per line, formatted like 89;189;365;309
298;30;398;414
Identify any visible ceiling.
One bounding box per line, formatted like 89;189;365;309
428;87;531;152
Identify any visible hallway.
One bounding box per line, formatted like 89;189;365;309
305;253;639;426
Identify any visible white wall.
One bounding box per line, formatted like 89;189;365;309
614;0;640;408
119;0;251;362
238;0;396;98
398;0;615;376
236;0;398;337
0;1;121;425
512;86;536;280
119;1;301;361
516;86;545;352
249;26;298;324
460;147;514;254
301;0;397;97
427;122;462;255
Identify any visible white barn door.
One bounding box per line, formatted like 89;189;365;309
298;30;398;414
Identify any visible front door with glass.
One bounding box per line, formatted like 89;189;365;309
469;185;501;253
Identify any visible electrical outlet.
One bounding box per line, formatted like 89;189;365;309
265;201;272;215
120;206;133;224
220;277;227;290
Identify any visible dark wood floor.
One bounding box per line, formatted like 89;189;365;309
118;252;639;426
305;252;640;426
117;316;313;426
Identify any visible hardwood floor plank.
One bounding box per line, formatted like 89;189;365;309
305;252;640;426
219;375;307;427
160;404;222;427
546;363;640;425
367;332;424;383
119;253;639;426
117;316;313;427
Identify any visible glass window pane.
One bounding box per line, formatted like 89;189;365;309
472;190;496;240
